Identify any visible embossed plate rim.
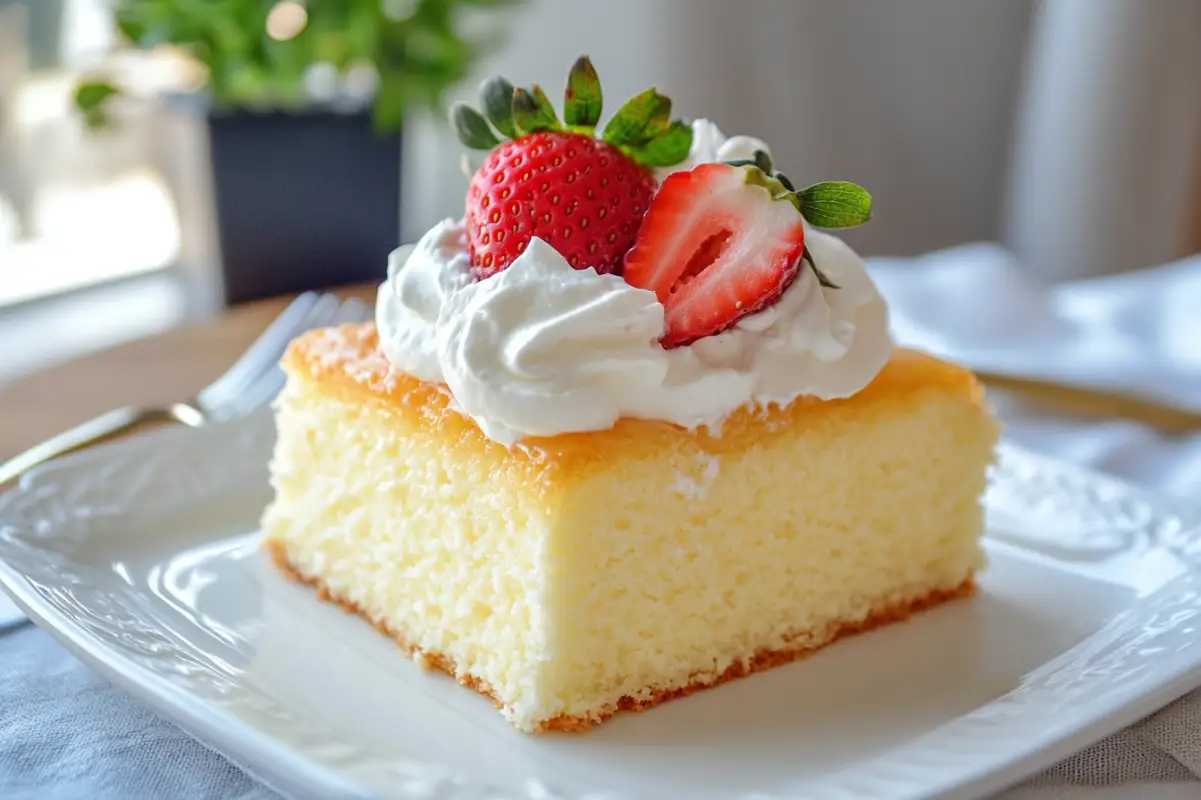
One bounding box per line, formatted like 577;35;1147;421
2;412;1201;800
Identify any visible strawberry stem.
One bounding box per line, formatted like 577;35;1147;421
802;245;840;289
725;150;774;175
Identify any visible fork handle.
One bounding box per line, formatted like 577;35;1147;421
0;404;203;488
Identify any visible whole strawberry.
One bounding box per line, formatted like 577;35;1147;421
452;57;693;279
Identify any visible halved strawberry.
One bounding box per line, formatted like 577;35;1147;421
622;162;808;348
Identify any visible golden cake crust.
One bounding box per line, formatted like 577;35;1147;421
267;538;975;733
281;322;987;479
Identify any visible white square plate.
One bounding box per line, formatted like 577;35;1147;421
2;412;1201;800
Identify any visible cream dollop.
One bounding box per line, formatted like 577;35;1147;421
375;219;474;383
375;120;893;445
436;238;671;443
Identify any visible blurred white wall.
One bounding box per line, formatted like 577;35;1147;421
403;0;1036;258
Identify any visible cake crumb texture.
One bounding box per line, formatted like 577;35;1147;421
262;323;999;731
267;539;975;732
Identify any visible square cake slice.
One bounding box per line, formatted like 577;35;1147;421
263;323;998;732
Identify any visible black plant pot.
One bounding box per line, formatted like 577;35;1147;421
206;109;401;306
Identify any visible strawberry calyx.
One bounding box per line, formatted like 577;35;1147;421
451;56;694;170
723;150;873;290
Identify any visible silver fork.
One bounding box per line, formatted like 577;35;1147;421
0;291;370;630
0;291;370;488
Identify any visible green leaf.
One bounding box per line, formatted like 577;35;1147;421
480;75;517;138
563;55;602;129
73;80;121;129
82;107;113;131
739;164;801;205
114;15;149;46
796;181;873;228
89;0;525;136
372;85;407;134
451;103;501;149
601;88;671;146
645;94;671;138
512;84;561;134
74;80;120;112
624;119;692;167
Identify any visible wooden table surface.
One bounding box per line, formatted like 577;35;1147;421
0;285;375;461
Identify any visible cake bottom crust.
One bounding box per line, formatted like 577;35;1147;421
266;540;976;732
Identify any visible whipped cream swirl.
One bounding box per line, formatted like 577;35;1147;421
376;121;893;445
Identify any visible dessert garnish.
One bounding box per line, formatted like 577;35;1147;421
451;56;693;279
451;55;874;351
622;150;872;347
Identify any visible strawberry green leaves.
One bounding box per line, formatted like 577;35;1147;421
601;88;670;146
512;84;561;135
563;56;602;130
452;104;502;150
795;182;873;228
628;120;693;167
455;78;560;150
599;87;692;169
450;55;693;169
480;76;518;139
74;79;121;130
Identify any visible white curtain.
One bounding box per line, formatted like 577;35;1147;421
403;0;1201;280
1004;0;1201;280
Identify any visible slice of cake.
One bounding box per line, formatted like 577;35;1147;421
266;327;995;732
262;56;999;732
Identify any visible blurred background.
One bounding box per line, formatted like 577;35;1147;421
0;0;1199;382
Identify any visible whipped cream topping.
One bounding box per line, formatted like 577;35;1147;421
376;218;474;384
376;120;893;445
655;119;771;180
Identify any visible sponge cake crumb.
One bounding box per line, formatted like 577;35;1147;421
262;322;998;732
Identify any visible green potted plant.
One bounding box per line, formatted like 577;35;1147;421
76;0;516;305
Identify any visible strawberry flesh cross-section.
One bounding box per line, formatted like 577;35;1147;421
621;163;808;348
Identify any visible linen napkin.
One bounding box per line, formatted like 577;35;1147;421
871;245;1201;492
871;245;1201;799
872;244;1201;412
2;245;1201;799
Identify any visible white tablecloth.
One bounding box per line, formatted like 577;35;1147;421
3;244;1201;799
